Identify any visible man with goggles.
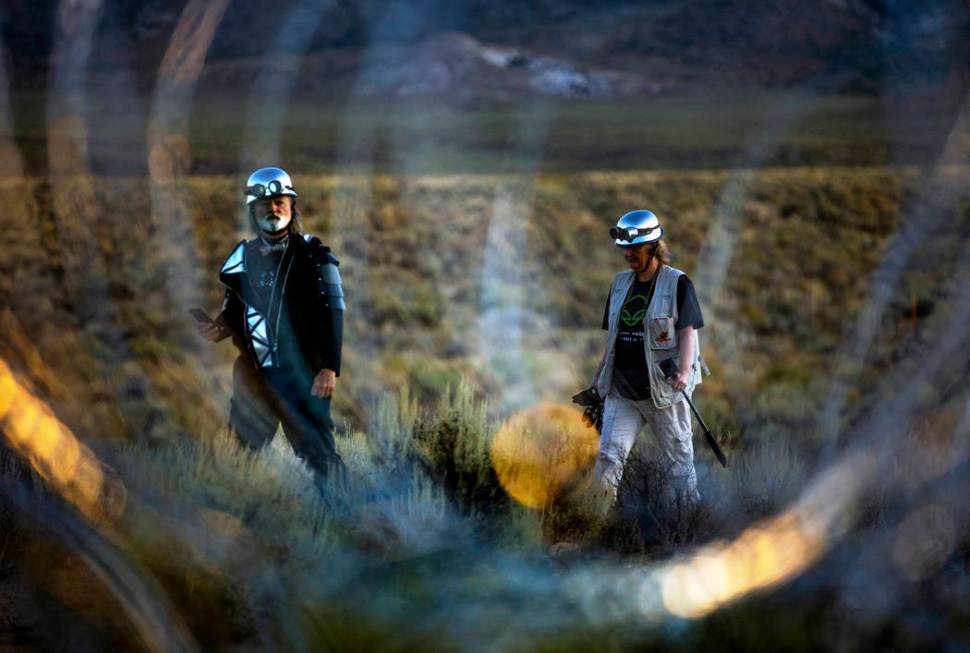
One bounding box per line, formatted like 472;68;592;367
586;209;706;509
198;166;345;486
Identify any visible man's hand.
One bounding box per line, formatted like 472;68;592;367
197;321;228;342
667;369;690;392
659;357;689;391
311;368;336;398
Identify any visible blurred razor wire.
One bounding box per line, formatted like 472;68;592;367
46;0;106;318
380;1;470;181
2;479;200;653
145;0;231;421
147;0;230;323
2;2;967;649
356;1;577;413
326;1;471;415
478;101;557;413
43;0;162;439
9;26;238;648
819;217;970;625
1;361;199;651
240;0;337;169
693;92;820;387
478;183;533;412
86;3;147;177
325;3;421;412
816;102;970;452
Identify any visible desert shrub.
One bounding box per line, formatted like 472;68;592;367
352;385;421;481
726;436;809;521
381;352;467;404
541;490;610;550
114;433;333;555
413;381;508;517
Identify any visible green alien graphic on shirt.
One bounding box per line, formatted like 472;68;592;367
620;294;649;327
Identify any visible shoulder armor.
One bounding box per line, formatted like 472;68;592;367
319;262;342;284
220;241;247;275
303;233;340;266
317;260;345;311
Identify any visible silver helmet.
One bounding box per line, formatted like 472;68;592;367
244;167;298;205
610;209;663;247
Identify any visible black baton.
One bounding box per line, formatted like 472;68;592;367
680;390;727;468
659;358;727;468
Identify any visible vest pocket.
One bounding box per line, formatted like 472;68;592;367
653;356;680;404
656;356;679;380
649;316;676;349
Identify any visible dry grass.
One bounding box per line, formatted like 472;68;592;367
2;166;969;649
2;377;969;650
1;167;951;447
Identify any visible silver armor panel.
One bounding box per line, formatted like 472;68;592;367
318;263;345;311
221;240;283;369
221;242;246;275
245;304;276;368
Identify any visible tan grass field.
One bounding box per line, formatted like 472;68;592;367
1;166;969;649
1;166;955;443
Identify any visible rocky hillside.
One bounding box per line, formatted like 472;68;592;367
3;0;967;100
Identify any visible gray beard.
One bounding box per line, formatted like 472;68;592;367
259;214;290;237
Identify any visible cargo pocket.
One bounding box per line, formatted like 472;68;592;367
649;316;676;350
656;356;679;381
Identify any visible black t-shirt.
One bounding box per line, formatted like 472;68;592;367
601;274;704;400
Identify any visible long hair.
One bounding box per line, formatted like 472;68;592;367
653;239;671;265
289;206;304;236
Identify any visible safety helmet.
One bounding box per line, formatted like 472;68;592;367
244;167;298;205
610;210;663;247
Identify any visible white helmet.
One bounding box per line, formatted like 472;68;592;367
610;210;663;247
244;167;298;205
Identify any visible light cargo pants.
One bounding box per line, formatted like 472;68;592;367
594;390;700;506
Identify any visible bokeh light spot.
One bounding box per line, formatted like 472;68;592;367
661;514;828;619
490;403;598;510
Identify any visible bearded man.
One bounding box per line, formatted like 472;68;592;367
199;167;345;482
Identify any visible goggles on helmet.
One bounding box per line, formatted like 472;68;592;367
610;224;660;244
245;179;295;200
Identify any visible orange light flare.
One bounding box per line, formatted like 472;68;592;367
490;403;599;510
0;358;125;523
659;454;873;619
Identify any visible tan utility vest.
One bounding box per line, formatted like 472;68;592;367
595;265;702;409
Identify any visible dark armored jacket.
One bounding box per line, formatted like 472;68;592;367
217;234;344;379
